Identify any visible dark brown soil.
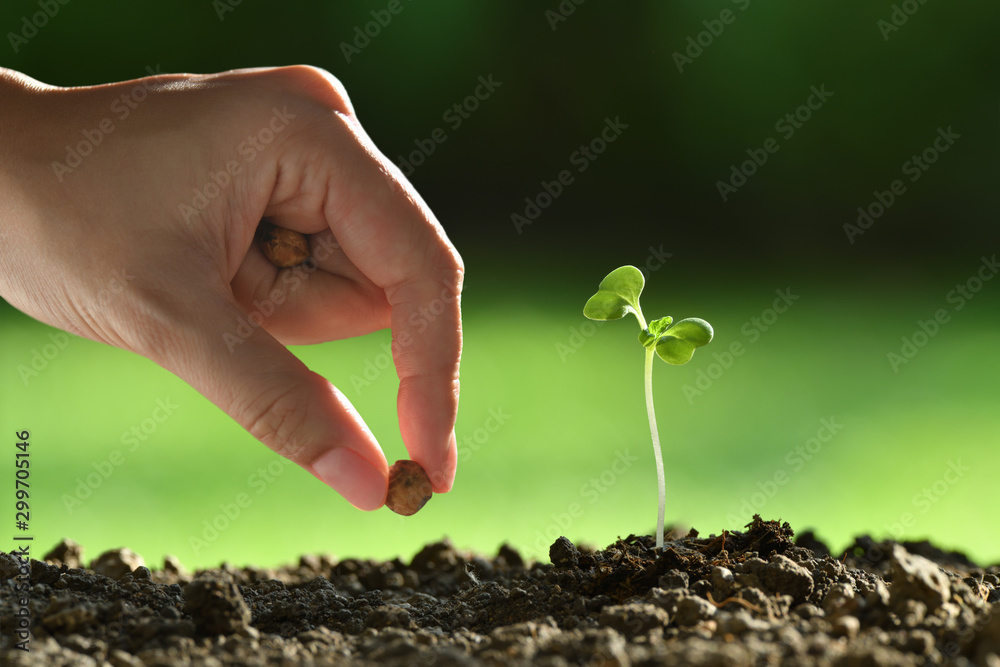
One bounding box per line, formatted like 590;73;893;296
2;516;998;666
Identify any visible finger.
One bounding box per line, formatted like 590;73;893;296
230;229;390;345
388;277;463;493
301;114;464;492
142;285;389;511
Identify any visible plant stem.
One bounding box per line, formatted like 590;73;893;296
644;346;666;550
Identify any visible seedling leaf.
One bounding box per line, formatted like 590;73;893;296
655;318;714;365
584;265;645;322
639;317;673;350
647;316;673;338
584;290;631;321
654;338;697;365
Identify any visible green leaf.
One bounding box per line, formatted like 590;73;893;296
647;316;673;338
639;316;673;350
583;266;645;322
584;290;631;321
654;317;714;365
655;337;698;364
667;318;713;346
638;328;656;349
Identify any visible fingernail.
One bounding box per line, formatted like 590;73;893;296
313;448;386;511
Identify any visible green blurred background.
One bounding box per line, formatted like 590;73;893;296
1;1;997;569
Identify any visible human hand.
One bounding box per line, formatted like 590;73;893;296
0;65;463;511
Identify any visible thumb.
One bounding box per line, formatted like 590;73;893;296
145;292;389;511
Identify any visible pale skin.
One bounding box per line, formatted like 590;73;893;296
0;65;463;511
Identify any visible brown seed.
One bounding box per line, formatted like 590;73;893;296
385;460;433;516
257;221;310;268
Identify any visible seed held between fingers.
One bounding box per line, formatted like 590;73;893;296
385;460;433;516
257;221;310;268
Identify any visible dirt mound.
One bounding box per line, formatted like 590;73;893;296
2;516;998;665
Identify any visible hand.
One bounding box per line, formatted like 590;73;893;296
0;65;463;510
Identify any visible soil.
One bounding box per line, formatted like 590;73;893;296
2;516;998;666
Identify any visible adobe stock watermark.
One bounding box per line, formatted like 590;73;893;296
395;74;502;177
528;448;639;558
851;458;974;570
886;254;997;372
682;288;799;404
726;416;843;528
556;319;606;363
457;407;511;464
511;116;628;234
223;234;341;353
17;266;134;385
349;286;460;392
877;0;930;41
717;84;833;202
544;0;586;31
16;331;70;386
881;459;971;542
189;457;294;555
212;0;244;21
60;398;180;514
672;0;752;73
340;0;415;63
844;126;960;244
556;245;672;362
7;0;71;54
178;106;297;224
50;65;163;182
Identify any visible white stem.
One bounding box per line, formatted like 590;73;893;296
644;347;666;550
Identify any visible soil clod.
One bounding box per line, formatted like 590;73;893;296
889;543;952;612
549;536;580;569
43;538;83;569
183;574;252;636
89;548;144;581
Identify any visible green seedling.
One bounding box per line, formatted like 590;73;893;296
584;265;714;549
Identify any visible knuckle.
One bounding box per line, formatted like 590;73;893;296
271;64;353;115
384;249;464;308
436;259;465;299
422;243;465;296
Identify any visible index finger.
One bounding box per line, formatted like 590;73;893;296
284;105;464;493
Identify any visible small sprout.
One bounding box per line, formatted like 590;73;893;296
385;460;433;516
257;221;310;268
584;265;713;549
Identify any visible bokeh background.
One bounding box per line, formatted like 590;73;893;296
1;1;997;570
